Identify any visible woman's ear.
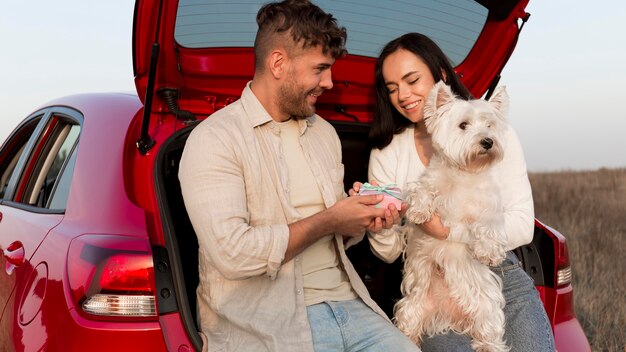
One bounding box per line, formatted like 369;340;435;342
441;69;447;83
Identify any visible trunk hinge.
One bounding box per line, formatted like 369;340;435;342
136;0;165;155
157;88;196;123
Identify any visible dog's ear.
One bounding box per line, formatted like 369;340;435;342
488;86;509;120
433;80;455;110
424;81;455;132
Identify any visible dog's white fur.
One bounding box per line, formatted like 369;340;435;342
397;81;511;352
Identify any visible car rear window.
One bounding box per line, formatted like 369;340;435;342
174;0;488;66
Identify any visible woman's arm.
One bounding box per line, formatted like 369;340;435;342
498;126;535;250
366;147;407;263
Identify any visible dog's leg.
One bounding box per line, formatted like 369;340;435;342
469;282;509;352
405;183;435;225
395;293;428;345
468;218;508;266
395;244;435;344
438;254;509;352
450;263;508;352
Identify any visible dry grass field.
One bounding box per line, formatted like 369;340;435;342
528;168;626;352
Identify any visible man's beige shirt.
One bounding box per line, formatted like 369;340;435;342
179;83;388;352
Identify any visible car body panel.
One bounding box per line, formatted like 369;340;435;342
0;206;61;321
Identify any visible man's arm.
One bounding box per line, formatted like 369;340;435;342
284;194;387;262
179;127;292;280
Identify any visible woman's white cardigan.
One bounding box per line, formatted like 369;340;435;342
367;125;535;263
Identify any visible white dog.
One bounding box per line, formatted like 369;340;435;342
397;81;511;352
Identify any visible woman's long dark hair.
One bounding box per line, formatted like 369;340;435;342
369;33;472;149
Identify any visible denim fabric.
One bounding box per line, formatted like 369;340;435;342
307;299;420;352
420;252;556;352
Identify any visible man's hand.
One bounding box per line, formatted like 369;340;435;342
349;180;406;232
327;194;388;237
285;191;404;262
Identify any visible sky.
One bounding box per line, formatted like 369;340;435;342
1;1;625;172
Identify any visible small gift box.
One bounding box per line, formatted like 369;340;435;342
358;183;403;209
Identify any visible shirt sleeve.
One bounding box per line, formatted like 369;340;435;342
366;147;407;263
179;126;289;280
498;126;535;250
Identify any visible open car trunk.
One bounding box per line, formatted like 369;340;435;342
153;120;557;351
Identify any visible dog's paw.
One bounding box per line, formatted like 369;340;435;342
404;191;433;224
471;339;510;352
405;207;431;224
472;245;507;266
470;227;507;266
475;253;506;267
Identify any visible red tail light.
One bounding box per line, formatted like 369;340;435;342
555;236;572;287
67;234;157;321
542;223;572;288
556;235;571;269
98;253;154;292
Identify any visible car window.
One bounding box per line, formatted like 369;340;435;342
48;144;78;210
22;117;80;210
0;144;26;199
174;0;488;65
0;116;43;200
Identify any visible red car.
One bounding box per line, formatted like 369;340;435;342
0;0;590;351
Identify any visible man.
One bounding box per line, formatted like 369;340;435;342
179;1;419;351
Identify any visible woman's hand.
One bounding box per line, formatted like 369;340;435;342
348;180;381;196
348;181;365;196
417;213;449;240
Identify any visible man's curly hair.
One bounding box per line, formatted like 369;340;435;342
254;0;347;71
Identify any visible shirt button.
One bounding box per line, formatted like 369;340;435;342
296;289;302;295
295;257;300;262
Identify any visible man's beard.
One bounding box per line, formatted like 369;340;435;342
277;71;318;119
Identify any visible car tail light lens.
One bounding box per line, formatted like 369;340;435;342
82;294;155;317
68;234;157;321
557;266;572;286
555;235;572;287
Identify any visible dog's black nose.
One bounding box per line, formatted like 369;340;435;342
480;138;493;150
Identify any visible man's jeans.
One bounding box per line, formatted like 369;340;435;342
307;299;419;352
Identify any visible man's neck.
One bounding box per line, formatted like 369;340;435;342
250;78;291;122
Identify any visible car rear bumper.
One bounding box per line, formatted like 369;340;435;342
554;317;590;352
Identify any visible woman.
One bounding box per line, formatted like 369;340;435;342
358;33;555;351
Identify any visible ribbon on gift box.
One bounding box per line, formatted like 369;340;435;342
359;183;402;199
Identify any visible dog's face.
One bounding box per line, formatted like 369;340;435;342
424;82;509;172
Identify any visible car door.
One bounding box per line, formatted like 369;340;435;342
0;113;50;322
0;108;80;333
